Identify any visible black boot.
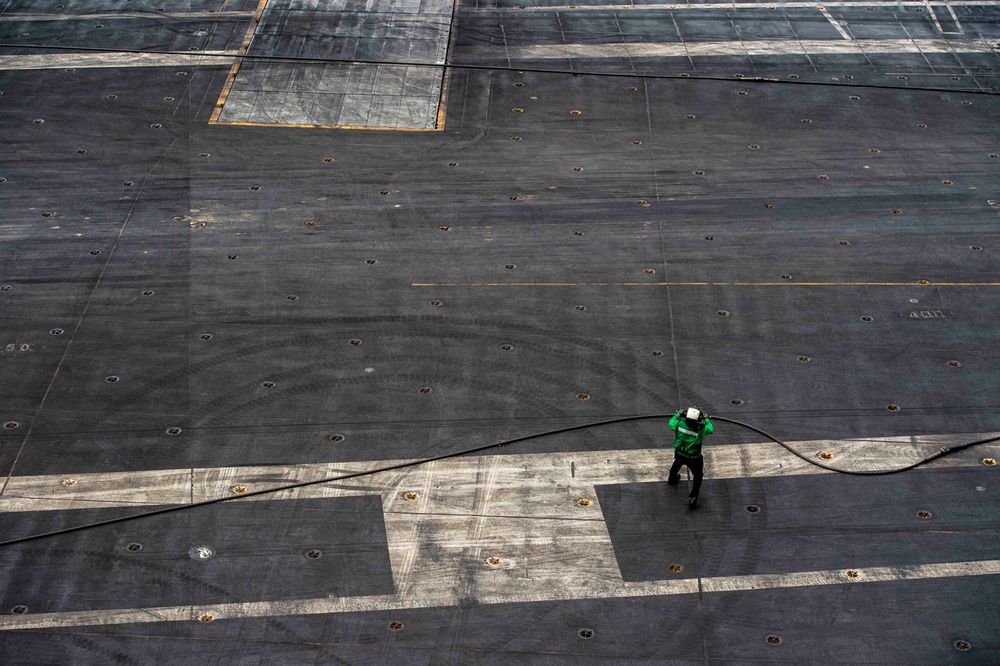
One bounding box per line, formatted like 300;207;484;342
688;496;698;509
667;475;679;485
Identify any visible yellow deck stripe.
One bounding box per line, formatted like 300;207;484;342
208;0;269;125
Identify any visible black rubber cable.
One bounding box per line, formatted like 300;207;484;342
0;42;997;96
0;413;996;549
711;415;1000;475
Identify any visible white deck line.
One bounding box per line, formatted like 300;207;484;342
924;0;947;32
498;37;995;59
1;432;996;512
0;35;996;72
0;51;239;70
0;560;996;630
0;11;254;21
0;431;995;630
820;7;853;39
943;0;965;33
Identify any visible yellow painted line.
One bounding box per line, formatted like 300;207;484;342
411;281;1000;287
435;67;452;130
208;0;269;125
209;0;456;130
218;120;445;131
433;0;458;132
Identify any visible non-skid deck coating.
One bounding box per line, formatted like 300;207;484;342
213;0;455;128
1;0;1000;662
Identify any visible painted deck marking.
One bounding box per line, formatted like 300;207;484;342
0;52;239;70
208;0;457;130
943;1;965;33
924;0;948;32
820;7;852;40
0;432;995;630
3;432;995;512
207;0;269;126
0;560;996;630
0;11;255;21
491;38;997;60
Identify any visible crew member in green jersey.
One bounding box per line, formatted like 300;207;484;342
667;406;714;509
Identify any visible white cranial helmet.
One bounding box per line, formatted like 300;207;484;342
686;407;702;421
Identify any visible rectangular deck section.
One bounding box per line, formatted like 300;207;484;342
212;0;453;129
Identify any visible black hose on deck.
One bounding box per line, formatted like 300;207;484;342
711;415;1000;476
1;413;996;548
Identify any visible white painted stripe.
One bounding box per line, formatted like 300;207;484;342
497;38;995;60
0;51;239;71
699;559;1000;593
943;1;965;33
0;11;254;21
0;432;995;631
820;7;852;39
924;0;947;33
2;432;995;512
0;559;996;630
2;39;992;74
2;37;994;73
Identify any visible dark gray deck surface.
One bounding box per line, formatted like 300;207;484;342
1;0;999;662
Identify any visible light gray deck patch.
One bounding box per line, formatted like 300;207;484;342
214;0;454;129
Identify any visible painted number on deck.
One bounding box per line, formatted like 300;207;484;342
910;311;945;319
2;343;32;354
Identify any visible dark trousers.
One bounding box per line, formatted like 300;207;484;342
669;452;704;498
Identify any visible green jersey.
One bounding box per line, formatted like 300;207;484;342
669;412;714;458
